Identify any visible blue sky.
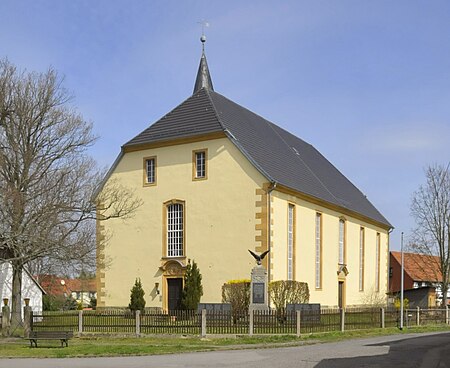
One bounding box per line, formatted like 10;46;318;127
1;1;450;251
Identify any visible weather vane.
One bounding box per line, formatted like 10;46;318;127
197;19;210;48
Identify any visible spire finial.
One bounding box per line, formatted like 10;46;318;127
198;20;209;53
193;20;214;94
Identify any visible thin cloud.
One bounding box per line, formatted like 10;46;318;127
364;123;448;154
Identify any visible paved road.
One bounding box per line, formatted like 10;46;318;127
2;331;450;368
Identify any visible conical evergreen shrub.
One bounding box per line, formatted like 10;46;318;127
129;278;146;312
181;260;203;310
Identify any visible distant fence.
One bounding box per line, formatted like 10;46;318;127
28;307;450;337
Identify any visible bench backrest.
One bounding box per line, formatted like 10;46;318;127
30;331;74;338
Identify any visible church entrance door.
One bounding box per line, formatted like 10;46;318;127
167;278;183;311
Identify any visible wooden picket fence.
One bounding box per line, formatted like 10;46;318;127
27;306;450;337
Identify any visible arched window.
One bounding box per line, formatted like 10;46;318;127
338;219;345;265
166;201;185;257
287;203;295;280
359;227;365;291
315;213;322;289
375;233;380;292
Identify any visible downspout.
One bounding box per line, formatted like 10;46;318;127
267;181;277;307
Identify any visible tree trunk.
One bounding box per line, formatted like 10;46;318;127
10;262;22;335
443;282;449;307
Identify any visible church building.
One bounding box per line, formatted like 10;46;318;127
96;38;392;310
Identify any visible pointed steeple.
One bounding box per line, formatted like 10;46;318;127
193;35;214;94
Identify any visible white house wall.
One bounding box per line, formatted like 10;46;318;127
0;262;43;317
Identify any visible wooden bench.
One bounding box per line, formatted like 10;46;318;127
29;331;74;347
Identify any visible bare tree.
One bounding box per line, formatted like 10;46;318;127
0;59;140;332
410;163;450;306
359;285;387;308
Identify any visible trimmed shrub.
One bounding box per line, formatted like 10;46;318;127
269;280;310;314
222;280;251;313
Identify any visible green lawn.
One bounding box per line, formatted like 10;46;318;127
1;325;450;358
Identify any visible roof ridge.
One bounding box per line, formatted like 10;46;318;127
208;90;276;183
204;89;225;131
123;89;211;147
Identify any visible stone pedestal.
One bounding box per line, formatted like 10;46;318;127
23;306;32;338
1;305;10;337
249;265;269;313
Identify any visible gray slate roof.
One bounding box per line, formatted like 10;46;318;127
124;88;391;228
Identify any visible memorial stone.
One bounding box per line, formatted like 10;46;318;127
249;264;269;313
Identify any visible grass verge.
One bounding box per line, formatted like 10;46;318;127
0;325;449;358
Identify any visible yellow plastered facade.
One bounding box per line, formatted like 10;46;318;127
97;137;389;308
270;191;389;307
97;137;266;307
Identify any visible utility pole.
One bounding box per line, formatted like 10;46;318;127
400;232;404;330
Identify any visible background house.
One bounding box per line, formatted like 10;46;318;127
389;251;448;307
65;278;97;308
39;275;97;309
0;262;45;317
96;42;392;310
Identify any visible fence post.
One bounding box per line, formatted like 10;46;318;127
201;309;207;338
78;310;83;336
23;307;32;338
380;308;385;329
340;308;345;332
249;310;254;336
135;310;140;337
1;304;10;337
296;310;301;337
446;306;449;325
416;306;420;326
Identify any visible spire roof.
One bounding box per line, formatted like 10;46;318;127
193;37;214;94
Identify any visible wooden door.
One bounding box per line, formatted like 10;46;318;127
167;278;183;311
338;281;345;308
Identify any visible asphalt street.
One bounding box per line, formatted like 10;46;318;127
1;331;450;368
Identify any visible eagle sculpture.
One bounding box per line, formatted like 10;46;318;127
248;249;270;265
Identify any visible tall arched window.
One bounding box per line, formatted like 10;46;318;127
359;227;365;291
315;213;322;289
166;201;184;257
338;219;345;265
287;203;295;280
375;233;380;292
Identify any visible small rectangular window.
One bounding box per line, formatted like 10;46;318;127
193;150;207;180
315;213;322;289
143;157;156;185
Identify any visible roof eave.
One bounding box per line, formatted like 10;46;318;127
93;150;124;201
276;183;393;231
